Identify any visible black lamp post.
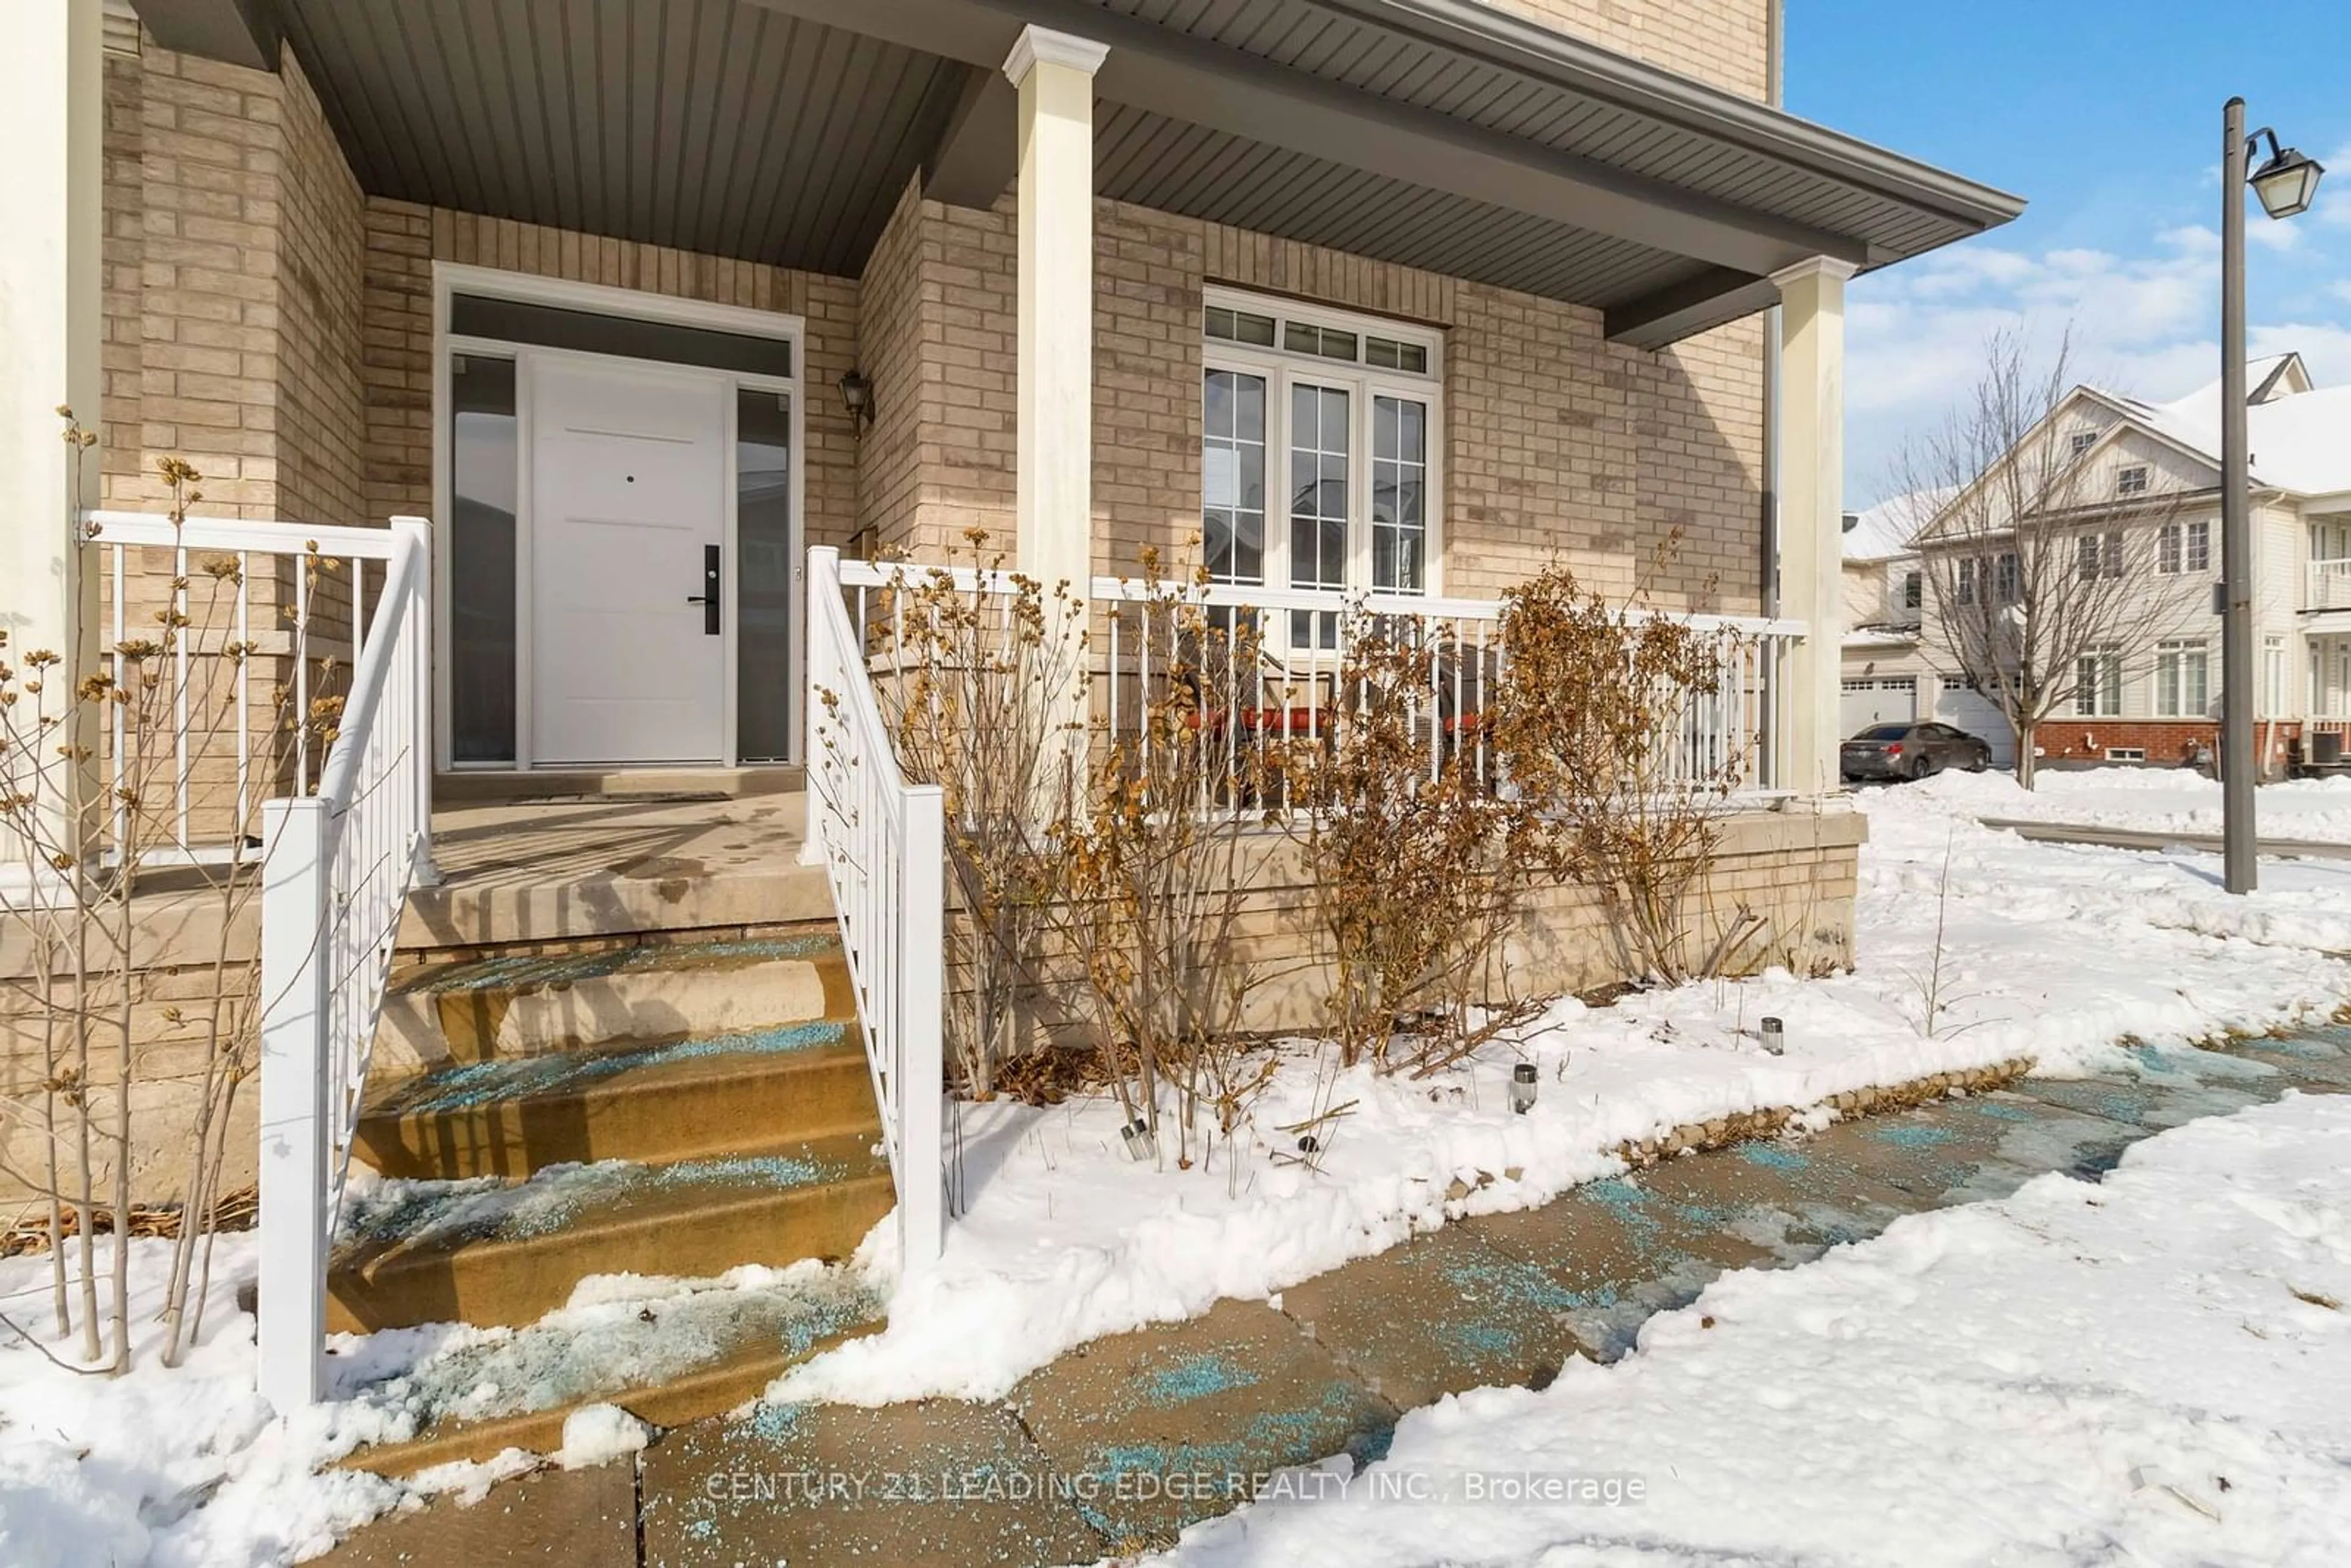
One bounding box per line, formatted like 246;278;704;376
2219;102;2323;895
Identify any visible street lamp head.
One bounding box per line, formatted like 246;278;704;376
2249;138;2324;220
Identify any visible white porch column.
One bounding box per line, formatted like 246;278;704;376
1771;257;1857;795
1004;25;1105;794
0;0;103;878
1003;26;1105;590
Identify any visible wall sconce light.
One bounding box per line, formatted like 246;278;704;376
838;369;875;438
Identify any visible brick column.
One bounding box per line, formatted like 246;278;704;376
1772;256;1856;795
0;0;103;876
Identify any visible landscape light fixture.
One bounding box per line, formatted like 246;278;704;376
2217;102;2324;895
1510;1062;1539;1114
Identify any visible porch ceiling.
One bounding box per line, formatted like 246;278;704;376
272;0;964;279
158;0;2022;347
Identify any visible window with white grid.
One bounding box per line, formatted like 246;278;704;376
1201;288;1442;641
2156;639;2209;718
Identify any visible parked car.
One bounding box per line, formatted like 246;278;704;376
1841;721;1995;782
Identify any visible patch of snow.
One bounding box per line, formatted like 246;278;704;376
554;1404;647;1470
1909;764;2351;845
1150;1092;2351;1566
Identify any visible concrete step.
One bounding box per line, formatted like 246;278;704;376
354;1024;879;1181
337;1269;884;1479
374;933;855;1071
327;1135;895;1334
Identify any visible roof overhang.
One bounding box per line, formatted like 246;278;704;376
137;0;2023;348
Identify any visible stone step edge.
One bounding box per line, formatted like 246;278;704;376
335;1314;877;1479
394;915;844;970
359;1037;878;1130
1602;1057;2039;1176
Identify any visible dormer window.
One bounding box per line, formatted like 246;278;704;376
2117;464;2150;497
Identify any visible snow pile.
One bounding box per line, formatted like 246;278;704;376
1911;764;2351;844
555;1404;647;1470
772;787;2351;1408
0;1236;401;1568
1152;1091;2351;1567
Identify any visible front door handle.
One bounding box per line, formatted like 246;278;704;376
686;543;720;635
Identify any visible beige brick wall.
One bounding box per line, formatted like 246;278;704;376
857;190;1763;613
1476;0;1772;100
356;203;863;552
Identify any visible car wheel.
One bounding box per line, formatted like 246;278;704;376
1910;754;1938;782
1967;747;1989;773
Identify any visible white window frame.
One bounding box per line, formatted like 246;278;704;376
2155;638;2210;718
2074;644;2121;716
2069;430;2098;457
2264;635;2286;717
1201;287;1445;608
2159;519;2211;576
2117;463;2150;497
2075;530;2123;581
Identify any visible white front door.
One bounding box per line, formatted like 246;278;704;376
530;356;727;765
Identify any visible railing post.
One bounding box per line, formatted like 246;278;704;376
392;517;437;885
800;547;841;869
898;782;947;1274
257;796;330;1412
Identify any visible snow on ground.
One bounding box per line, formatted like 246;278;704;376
0;1239;869;1567
772;786;2351;1408
6;782;2350;1566
1150;1090;2351;1568
1913;763;2351;844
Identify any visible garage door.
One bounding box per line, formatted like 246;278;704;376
1840;677;1918;737
1933;680;2015;767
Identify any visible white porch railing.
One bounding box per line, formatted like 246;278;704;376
1089;577;1804;801
803;548;947;1277
82;510;432;1409
2311;558;2351;613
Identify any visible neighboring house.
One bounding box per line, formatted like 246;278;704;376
1909;354;2351;772
1837;489;1944;741
1;0;2022;1408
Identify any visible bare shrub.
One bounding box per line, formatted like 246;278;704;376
1493;558;1752;985
2;429;338;1371
838;528;1085;1098
1284;610;1537;1074
1060;557;1267;1168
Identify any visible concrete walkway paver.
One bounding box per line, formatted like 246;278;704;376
1005;1298;1397;1552
311;1460;638;1567
639;1397;1098;1567
320;1027;2351;1568
1976;817;2351;861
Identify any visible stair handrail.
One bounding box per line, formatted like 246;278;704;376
254;516;435;1412
802;546;947;1278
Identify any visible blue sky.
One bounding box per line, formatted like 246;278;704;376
1786;0;2351;505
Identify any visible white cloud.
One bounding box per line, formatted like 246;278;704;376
1843;204;2351;506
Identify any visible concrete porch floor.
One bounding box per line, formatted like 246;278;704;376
0;789;832;985
403;790;833;955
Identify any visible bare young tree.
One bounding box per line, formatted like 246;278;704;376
1897;329;2199;787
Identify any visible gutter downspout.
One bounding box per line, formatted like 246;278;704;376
1762;0;1787;758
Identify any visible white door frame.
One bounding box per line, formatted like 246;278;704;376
429;261;806;771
